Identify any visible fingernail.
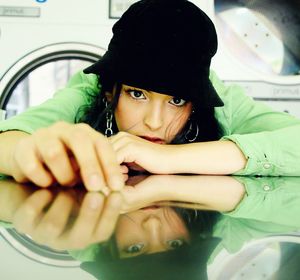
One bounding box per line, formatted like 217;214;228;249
88;174;103;191
100;185;110;196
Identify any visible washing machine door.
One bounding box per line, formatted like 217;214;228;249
0;43;105;119
215;0;300;77
214;0;300;118
208;234;300;280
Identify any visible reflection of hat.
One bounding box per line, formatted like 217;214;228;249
84;0;224;107
80;237;220;280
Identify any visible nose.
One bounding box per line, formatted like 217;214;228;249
143;103;163;131
142;215;165;252
142;215;162;230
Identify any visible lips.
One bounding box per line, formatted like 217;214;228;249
140;136;165;144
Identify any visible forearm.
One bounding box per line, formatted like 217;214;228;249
122;175;246;213
161;175;246;212
0;131;30;175
168;140;247;175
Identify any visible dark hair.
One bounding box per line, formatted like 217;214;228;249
76;75;223;143
75;76;120;134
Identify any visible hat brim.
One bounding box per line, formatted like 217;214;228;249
83;56;224;108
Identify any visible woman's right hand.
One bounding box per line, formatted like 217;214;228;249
12;188;122;250
9;121;124;192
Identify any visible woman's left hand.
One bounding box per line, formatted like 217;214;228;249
109;132;174;174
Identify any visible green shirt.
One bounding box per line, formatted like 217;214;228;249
1;70;300;176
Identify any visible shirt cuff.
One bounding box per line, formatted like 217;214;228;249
222;133;281;176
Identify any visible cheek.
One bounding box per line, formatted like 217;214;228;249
114;216;135;244
163;211;190;240
166;105;192;136
114;96;139;131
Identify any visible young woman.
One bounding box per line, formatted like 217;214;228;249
0;0;300;193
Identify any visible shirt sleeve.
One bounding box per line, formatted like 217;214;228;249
211;71;300;176
0;71;99;134
0;221;13;228
223;176;300;228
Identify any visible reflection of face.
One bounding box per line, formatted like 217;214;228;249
113;85;192;143
115;207;190;258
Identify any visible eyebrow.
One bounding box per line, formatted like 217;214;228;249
123;85;168;96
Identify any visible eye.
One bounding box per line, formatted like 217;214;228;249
169;97;186;107
126;89;146;100
166;239;185;249
125;243;145;254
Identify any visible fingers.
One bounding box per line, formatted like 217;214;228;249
11;189;122;251
53;192;105;249
12;121;124;192
13;190;54;235
59;123;123;192
13;137;54;187
93;192;122;239
34;130;77;186
50;192;121;250
109;132;134;164
60;126;108;192
120;164;129;174
94;136;124;191
30;191;74;244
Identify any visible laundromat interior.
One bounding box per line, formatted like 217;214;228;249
1;1;300;280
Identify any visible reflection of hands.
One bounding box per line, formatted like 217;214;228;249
121;175;171;213
0;179;37;223
12;189;122;250
109;132;174;173
10;121;124;192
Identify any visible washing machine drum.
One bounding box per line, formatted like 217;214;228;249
215;0;300;76
0;43;103;120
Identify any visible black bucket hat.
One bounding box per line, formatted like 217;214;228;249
84;0;224;107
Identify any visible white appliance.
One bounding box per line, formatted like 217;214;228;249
0;227;93;279
0;0;127;279
0;0;118;118
208;233;300;280
192;0;300;118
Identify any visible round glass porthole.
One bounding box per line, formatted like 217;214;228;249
214;0;300;76
0;227;80;267
0;43;104;119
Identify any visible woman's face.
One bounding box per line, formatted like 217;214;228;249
112;85;192;143
115;207;190;258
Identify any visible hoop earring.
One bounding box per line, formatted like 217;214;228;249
185;120;199;142
103;98;114;137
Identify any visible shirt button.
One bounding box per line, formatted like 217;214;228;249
263;163;271;169
263;185;271;191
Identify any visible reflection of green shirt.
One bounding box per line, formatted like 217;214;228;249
209;176;300;263
1;71;300;175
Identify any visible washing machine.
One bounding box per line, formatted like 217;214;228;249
0;0;137;279
208;233;300;279
192;0;300;118
0;0;137;119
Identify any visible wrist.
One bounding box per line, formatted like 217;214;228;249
162;144;186;174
